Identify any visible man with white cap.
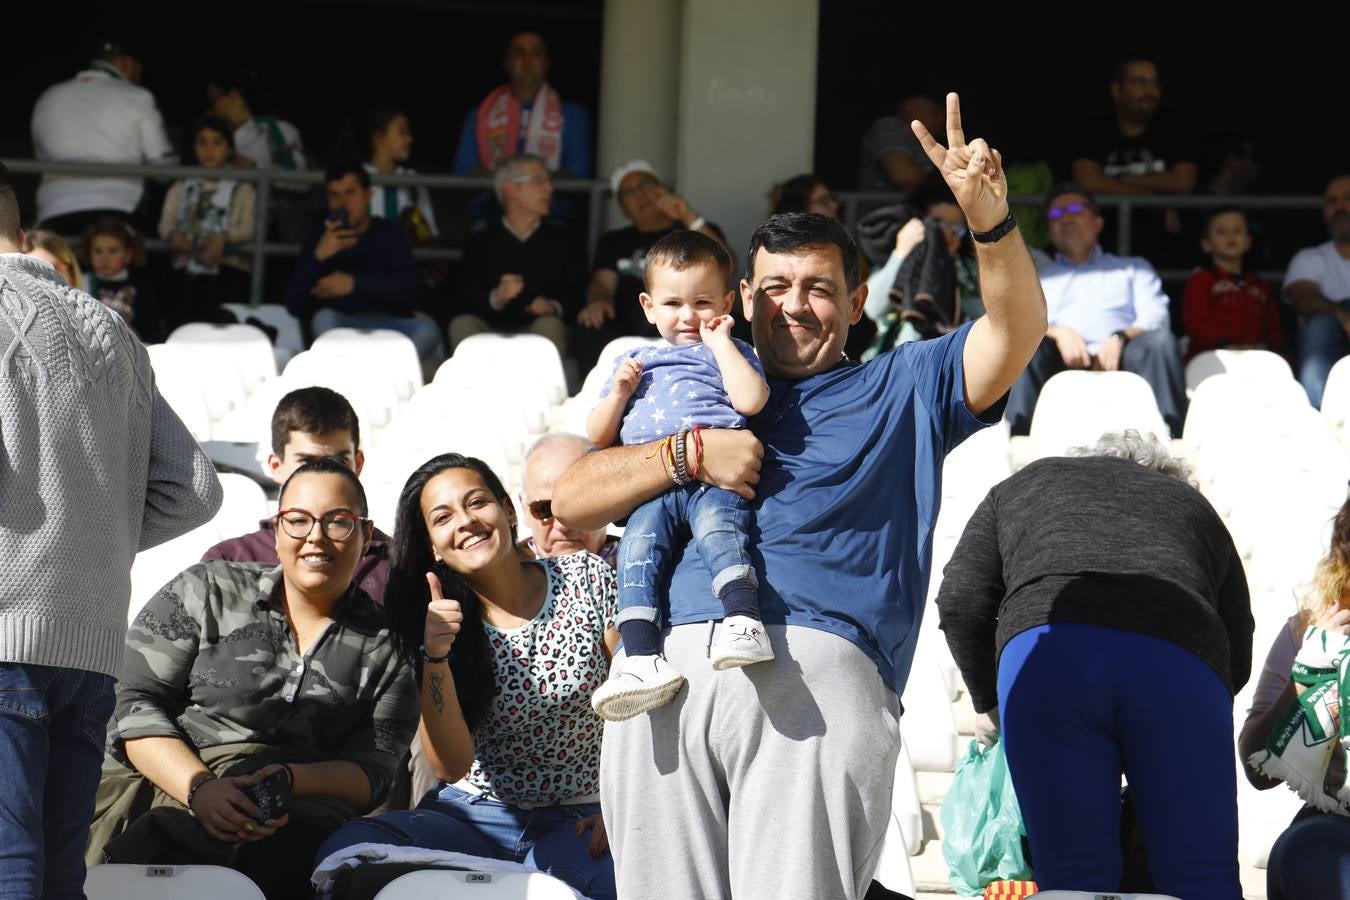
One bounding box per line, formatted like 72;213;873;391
574;160;729;374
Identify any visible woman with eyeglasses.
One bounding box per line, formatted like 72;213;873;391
86;458;419;899
314;453;620;900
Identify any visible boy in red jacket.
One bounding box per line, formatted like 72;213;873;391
1182;208;1284;360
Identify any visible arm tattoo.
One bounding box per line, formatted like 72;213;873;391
428;669;447;716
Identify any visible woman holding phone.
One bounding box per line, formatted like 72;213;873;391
86;458;419;899
315;453;620;900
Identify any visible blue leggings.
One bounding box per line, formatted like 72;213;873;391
1267;812;1350;899
997;623;1242;899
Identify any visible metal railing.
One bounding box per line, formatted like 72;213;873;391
837;189;1325;283
2;158;611;304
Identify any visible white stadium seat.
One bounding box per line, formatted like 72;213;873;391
1185;348;1293;395
1025;370;1167;460
371;869;583;899
167;322;278;396
313;327;423;402
1321;355;1350;448
222;302;305;369
85;864;264;899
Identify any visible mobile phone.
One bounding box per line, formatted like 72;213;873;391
327;207;350;229
246;768;292;822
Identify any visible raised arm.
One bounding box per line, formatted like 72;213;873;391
913;93;1047;415
418;573;476;784
703;320;769;415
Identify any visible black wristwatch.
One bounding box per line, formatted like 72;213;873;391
1111;329;1132;345
969;211;1018;244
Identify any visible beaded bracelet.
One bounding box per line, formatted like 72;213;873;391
186;772;217;813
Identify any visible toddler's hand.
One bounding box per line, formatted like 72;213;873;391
699;315;734;345
613;358;643;397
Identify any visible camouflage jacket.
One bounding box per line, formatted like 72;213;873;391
108;560;418;805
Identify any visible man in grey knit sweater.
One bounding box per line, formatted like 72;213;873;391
0;164;221;898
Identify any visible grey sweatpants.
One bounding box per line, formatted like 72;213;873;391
600;622;902;900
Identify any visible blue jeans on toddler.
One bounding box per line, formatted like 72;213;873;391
315;784;615;900
0;663;115;899
615;482;756;641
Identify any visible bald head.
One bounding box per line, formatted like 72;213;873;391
521;433;608;557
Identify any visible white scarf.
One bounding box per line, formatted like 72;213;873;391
175;178;237;275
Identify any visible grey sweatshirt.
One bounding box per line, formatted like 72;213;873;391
0;254;221;677
935;455;1253;713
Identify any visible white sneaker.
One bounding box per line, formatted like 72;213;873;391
710;616;774;670
591;653;685;721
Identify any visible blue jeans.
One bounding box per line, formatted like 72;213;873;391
0;663;115;899
615;483;756;628
315;785;615;900
997;624;1241;899
1267;811;1350;900
310;308;445;362
1296;311;1349;409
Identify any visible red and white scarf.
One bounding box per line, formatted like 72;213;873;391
475;83;564;171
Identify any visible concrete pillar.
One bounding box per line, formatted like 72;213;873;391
675;0;819;257
596;0;682;222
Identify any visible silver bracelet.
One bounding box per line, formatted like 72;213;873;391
673;429;692;485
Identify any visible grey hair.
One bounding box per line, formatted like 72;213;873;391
522;431;591;476
1068;429;1196;486
493;153;548;205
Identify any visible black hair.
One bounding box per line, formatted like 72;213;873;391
191;115;236;152
1045;182;1099;215
745;212;861;290
1203;206;1248;233
385;453;515;732
0;163;20;244
270;386;361;457
207;68;258;108
771;174;827;215
277;456;369;517
644;229;733;290
325;161;371;190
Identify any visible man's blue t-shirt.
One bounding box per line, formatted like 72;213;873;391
661;323;1002;694
599;340;765;445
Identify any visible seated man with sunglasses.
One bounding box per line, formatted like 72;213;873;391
87;457;419;898
1006;183;1185;435
519;433;619;566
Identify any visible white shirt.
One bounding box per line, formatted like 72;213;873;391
1041;245;1171;353
1283;240;1350;305
233;117;306;171
30;64;175;221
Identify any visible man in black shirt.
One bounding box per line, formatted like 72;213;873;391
449;153;584;357
1072;58;1197;263
573;160;729;374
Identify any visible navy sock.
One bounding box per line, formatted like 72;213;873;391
618;619;662;658
719;583;759;620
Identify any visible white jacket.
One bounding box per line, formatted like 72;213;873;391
30;64;176;221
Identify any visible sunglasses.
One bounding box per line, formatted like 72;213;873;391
527;498;554;522
1047;201;1091;220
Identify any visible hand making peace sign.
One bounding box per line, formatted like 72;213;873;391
911;93;1009;234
